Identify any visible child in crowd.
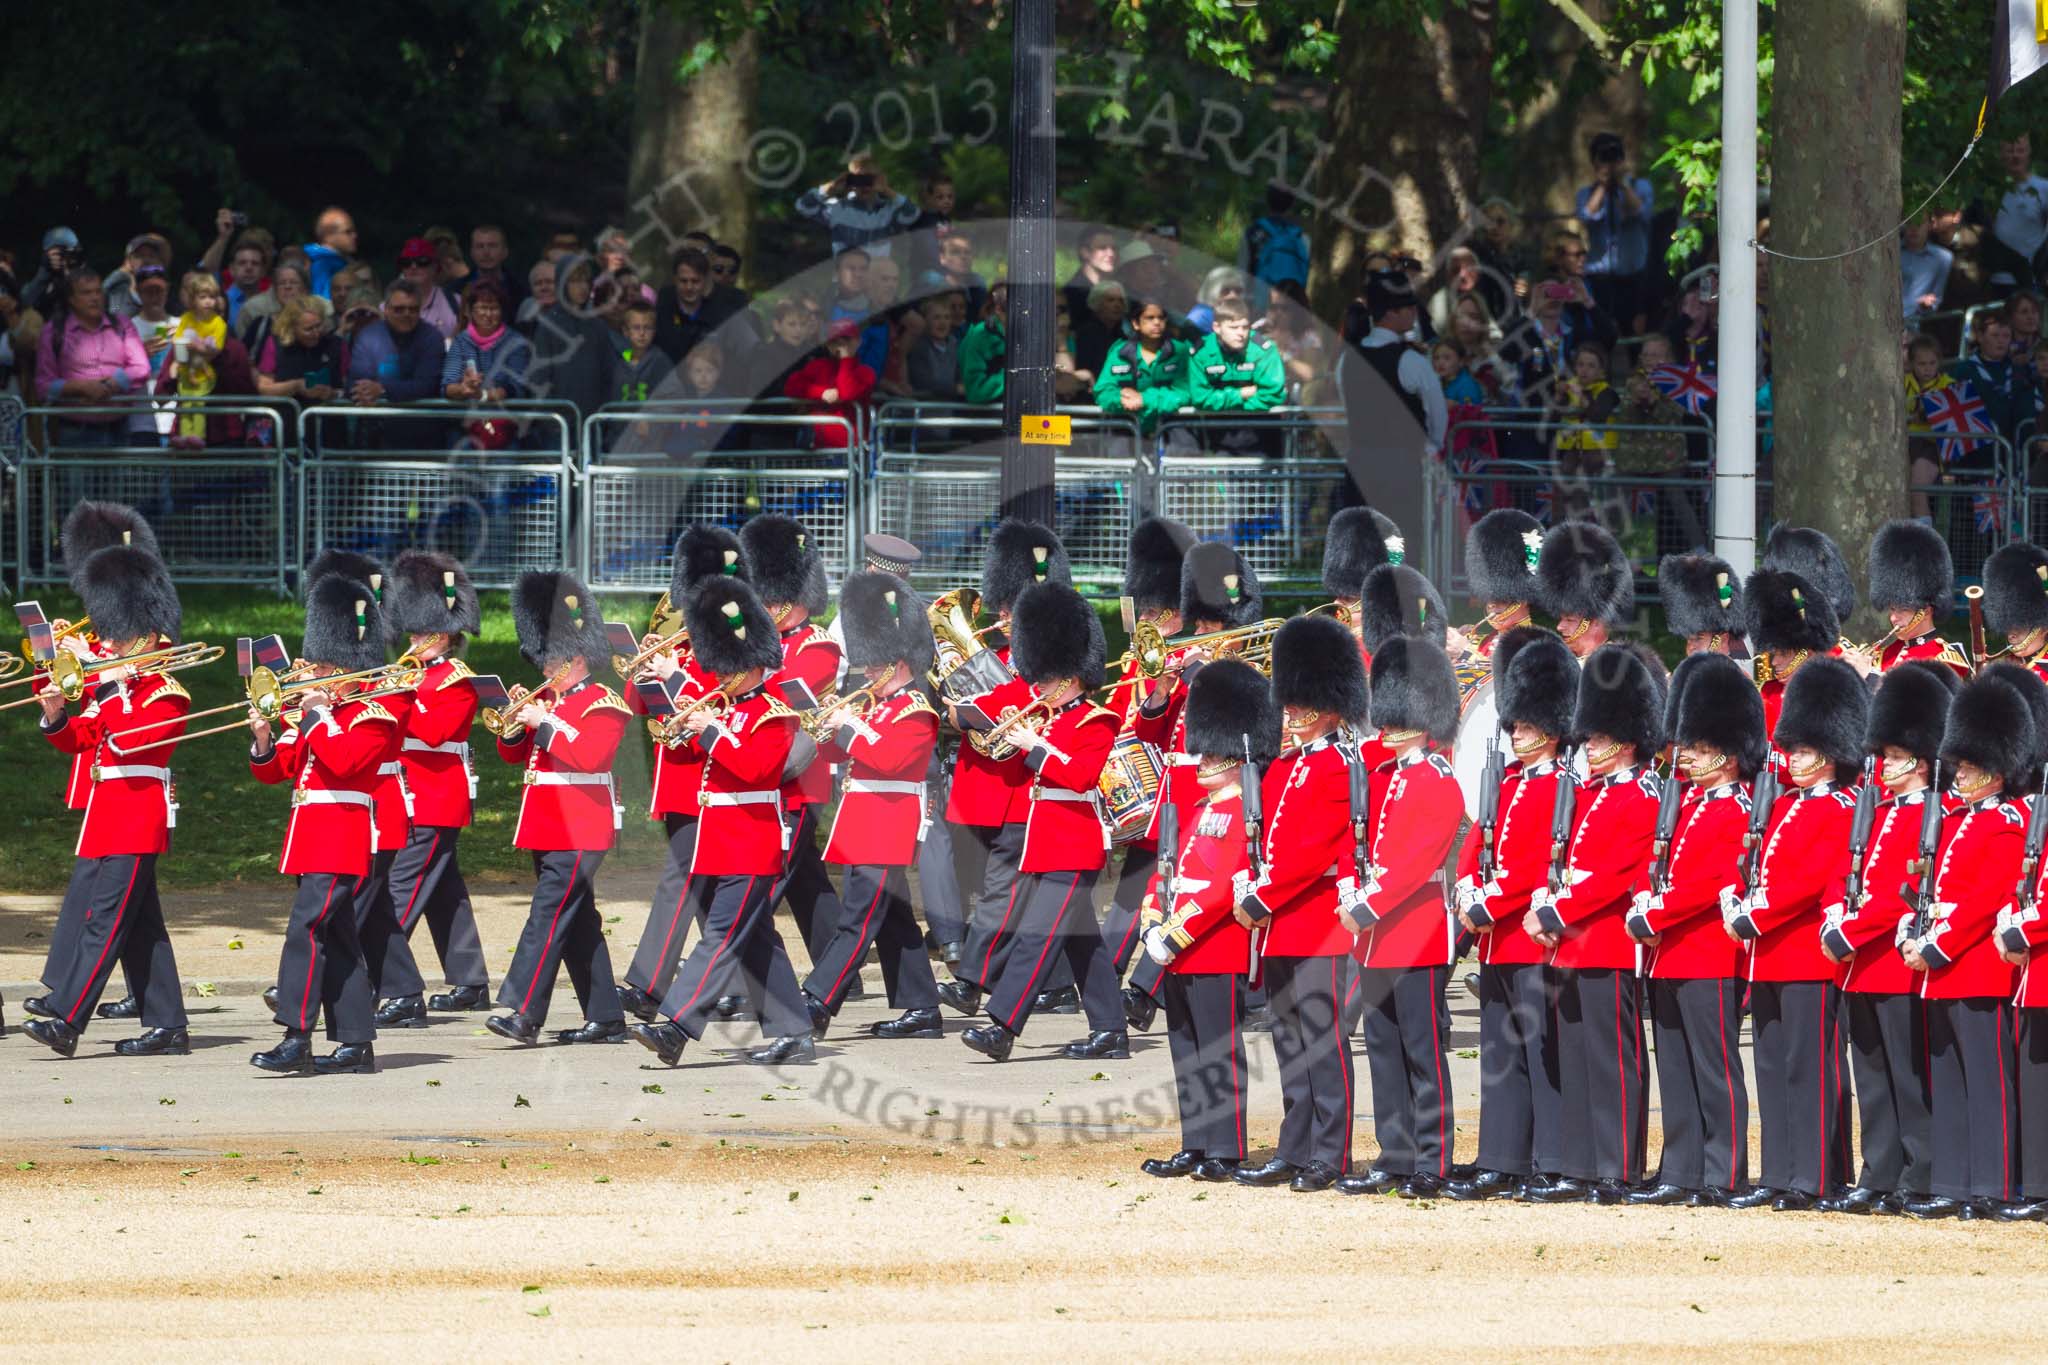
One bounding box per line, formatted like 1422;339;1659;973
906;294;963;400
784;319;876;449
168;271;228;447
1188;297;1284;454
1433;338;1486;406
610;302;676;405
1904;333;1951;519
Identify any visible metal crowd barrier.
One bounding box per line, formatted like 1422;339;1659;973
298;401;575;590
17;400;296;593
869;403;1144;594
581;411;859;594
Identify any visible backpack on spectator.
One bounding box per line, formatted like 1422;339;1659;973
1246;216;1309;286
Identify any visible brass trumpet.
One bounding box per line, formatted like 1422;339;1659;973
1839;623;1903;663
614;625;689;680
800;681;882;739
18;615;90;664
0;641;224;709
970;694;1059;761
649;675;744;747
480;660;577;737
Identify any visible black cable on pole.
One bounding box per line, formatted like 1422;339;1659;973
1000;0;1057;527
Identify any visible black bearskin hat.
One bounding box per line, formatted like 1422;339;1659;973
1496;630;1578;741
1358;563;1448;656
739;513;828;616
671;524;745;602
1981;542;2048;638
61;501;158;589
1671;652;1768;781
1867;660;1961;765
1982;662;2048;796
838;571;935;674
1942;672;2039;792
388;550;479;639
683;577;784;677
1269;614;1369;726
511;570;612;671
1762;524;1856;623
75;545;180;646
1535;520;1633;627
1741;567;1839;655
305;548;388;614
1466;508;1543;608
302;572;388;673
1774;656;1868;784
1179;540;1264;629
1659;553;1745;645
1572;642;1664;762
1867;518;1953;614
1321;507;1402;599
1124;517;1192;616
1369;636;1461;743
1184;659;1282;764
1010;582;1107;689
980;519;1072;613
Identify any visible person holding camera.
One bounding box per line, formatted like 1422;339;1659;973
795;154;919;259
1575;132;1654;334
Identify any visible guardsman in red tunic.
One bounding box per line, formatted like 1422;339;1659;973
1230;615;1368;1193
1462;509;1542;660
1741;566;1839;742
800;571;944;1036
1332;637;1465;1198
483;572;631;1047
632;579;816;1067
938;520;1070;1012
1849;519;1970;681
1981;541;2048;686
1818;662;1957;1213
1901;671;2030;1217
961;583;1127;1060
619;525;745;1019
31;500;164;1025
1722;657;1864;1209
1120;540;1269;1026
1532;520;1633;664
1998;664;2048;1220
1446;629;1576;1201
1624;653;1760;1206
741;514;847;966
20;543;190;1058
1523;643;1663;1204
247;572;400;1075
364;549;491;1022
1096;517;1190;1015
1659;553;1746;658
1134;660;1274;1184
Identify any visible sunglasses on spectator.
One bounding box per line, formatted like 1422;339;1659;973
710;261;737;276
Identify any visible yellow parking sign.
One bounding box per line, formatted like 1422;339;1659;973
1020;414;1072;446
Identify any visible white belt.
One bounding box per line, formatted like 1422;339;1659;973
403;738;467;754
376;761;416;817
525;769;622;828
93;764;170;782
1035;787;1098;803
377;762;404;776
294;788;374;808
844;779;926;797
700;790;781;806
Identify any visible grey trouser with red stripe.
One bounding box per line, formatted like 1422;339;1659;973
497;850;622;1030
983;867;1121;1035
274;872;374;1043
658;870;809;1041
1750;979;1852;1196
1647;976;1748;1192
805;863;937;1013
1266;953;1356;1171
1554;966;1648;1184
45;854;183;1032
385;824;490;991
625;814;704;998
1354;965;1455;1179
1164;971;1247;1159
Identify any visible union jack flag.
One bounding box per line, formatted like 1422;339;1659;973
1450;451;1487;517
1631;487;1657;520
1920;382;1996;463
1974;489;2008;534
1531;482;1555;526
1647;363;1718;417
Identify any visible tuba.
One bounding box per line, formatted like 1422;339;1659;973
928;587;1012;701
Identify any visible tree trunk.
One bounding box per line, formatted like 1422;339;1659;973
1498;0;1649;226
626;15;760;277
1306;0;1499;320
1770;0;1906;628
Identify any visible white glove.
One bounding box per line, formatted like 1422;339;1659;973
1997;906;2018;935
1143;926;1175;967
1718;886;1747;927
1334;875;1366;913
1456;880;1488;915
1822;901;1848;933
1231;868;1255;907
1893;913;1916;948
1530;887;1559;917
1629;888;1654;916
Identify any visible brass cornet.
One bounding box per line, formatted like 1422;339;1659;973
970;694;1059;761
614;624;689;680
801;681;881;739
649;675;744;747
480;659;577;737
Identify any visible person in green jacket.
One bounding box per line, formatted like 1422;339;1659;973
1093;297;1190;436
1186;298;1286;453
959;283;1008;405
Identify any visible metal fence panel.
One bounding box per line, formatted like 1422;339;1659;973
1154;454;1354;594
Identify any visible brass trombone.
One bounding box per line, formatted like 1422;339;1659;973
480;659;578;737
128;655;422;744
0;653;26;679
0;641;223;709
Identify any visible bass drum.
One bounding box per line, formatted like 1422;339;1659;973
1451;678;1502;822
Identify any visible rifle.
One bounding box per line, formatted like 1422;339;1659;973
1649;743;1684;895
1475;727;1507;885
1240;736;1266;883
1347;736;1372;890
2013;763;2048;915
1547;743;1579;895
1741;755;1781;893
1904;762;1945;942
1841;756;1880;914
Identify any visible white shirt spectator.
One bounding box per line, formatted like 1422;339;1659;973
1993;173;2048;286
1361;326;1448;453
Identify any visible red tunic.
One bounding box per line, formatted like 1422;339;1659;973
1829;792;1944;996
689;688;798;876
633;655;716;819
1244;736;1352;958
945;645;1032;827
43;672;189;858
1920;796;2024;1001
1020;701;1118;873
369;683;415;854
1352;752;1462;970
1534;768;1659;972
773;622;842;809
55;635;120;809
400;656;480;827
1733;786;1854;984
1457;762;1563;967
1637;784;1748;980
497;680;629;852
253;695;399;877
820;689;939;866
1880;633;1968;679
2012;848;2048;1008
1131;673;1195;847
1145;788;1254;975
